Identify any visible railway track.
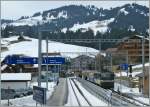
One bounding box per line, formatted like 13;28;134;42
68;78;92;106
111;90;150;106
77;77;148;106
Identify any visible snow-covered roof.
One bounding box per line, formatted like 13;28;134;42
1;73;31;81
134;35;149;41
132;63;150;69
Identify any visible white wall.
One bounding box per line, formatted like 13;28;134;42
1;82;29;89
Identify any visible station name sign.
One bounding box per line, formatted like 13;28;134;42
4;55;65;64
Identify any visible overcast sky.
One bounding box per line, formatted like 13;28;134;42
1;1;149;20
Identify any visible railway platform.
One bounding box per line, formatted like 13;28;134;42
46;78;68;106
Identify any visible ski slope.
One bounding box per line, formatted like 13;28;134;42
69;18;114;35
1;36;99;60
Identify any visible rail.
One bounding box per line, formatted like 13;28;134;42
77;77;142;106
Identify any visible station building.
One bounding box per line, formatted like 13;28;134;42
1;73;32;90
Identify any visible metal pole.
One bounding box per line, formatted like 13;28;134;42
99;39;101;72
126;51;129;77
0;0;1;104
46;36;48;90
149;0;150;104
142;36;145;94
110;53;112;72
38;31;42;87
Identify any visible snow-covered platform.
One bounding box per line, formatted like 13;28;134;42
46;78;68;106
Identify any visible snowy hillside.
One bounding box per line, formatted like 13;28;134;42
2;4;149;34
1;36;99;60
67;18;114;35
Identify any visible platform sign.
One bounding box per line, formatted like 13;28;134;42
33;86;46;104
5;56;38;64
120;63;128;70
43;57;65;64
4;56;65;64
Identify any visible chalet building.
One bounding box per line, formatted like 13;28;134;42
136;66;149;96
117;35;149;64
105;48;118;53
1;46;8;52
71;55;95;72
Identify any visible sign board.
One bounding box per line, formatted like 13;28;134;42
4;56;65;64
42;57;65;64
120;64;128;70
5;56;38;64
33;86;47;104
1;89;15;100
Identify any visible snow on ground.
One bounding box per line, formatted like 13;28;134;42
115;62;150;77
1;82;56;107
114;82;150;105
1;36;99;60
2;11;68;27
74;79;108;106
132;63;150;69
115;71;142;77
69;18;114;35
134;97;150;105
114;82;139;94
120;8;129;15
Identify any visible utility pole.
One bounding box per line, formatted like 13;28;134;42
38;31;42;87
126;51;129;77
148;0;150;104
46;36;49;90
110;53;112;72
142;36;145;94
0;0;1;104
99;39;101;72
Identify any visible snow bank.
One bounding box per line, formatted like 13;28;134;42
115;71;142;77
114;83;139;93
132;63;150;69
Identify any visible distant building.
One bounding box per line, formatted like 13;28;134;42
42;52;61;57
71;55;95;71
1;73;32;90
117;35;149;64
136;66;149;96
105;48;117;53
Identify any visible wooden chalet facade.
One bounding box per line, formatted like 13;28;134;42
117;35;149;64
